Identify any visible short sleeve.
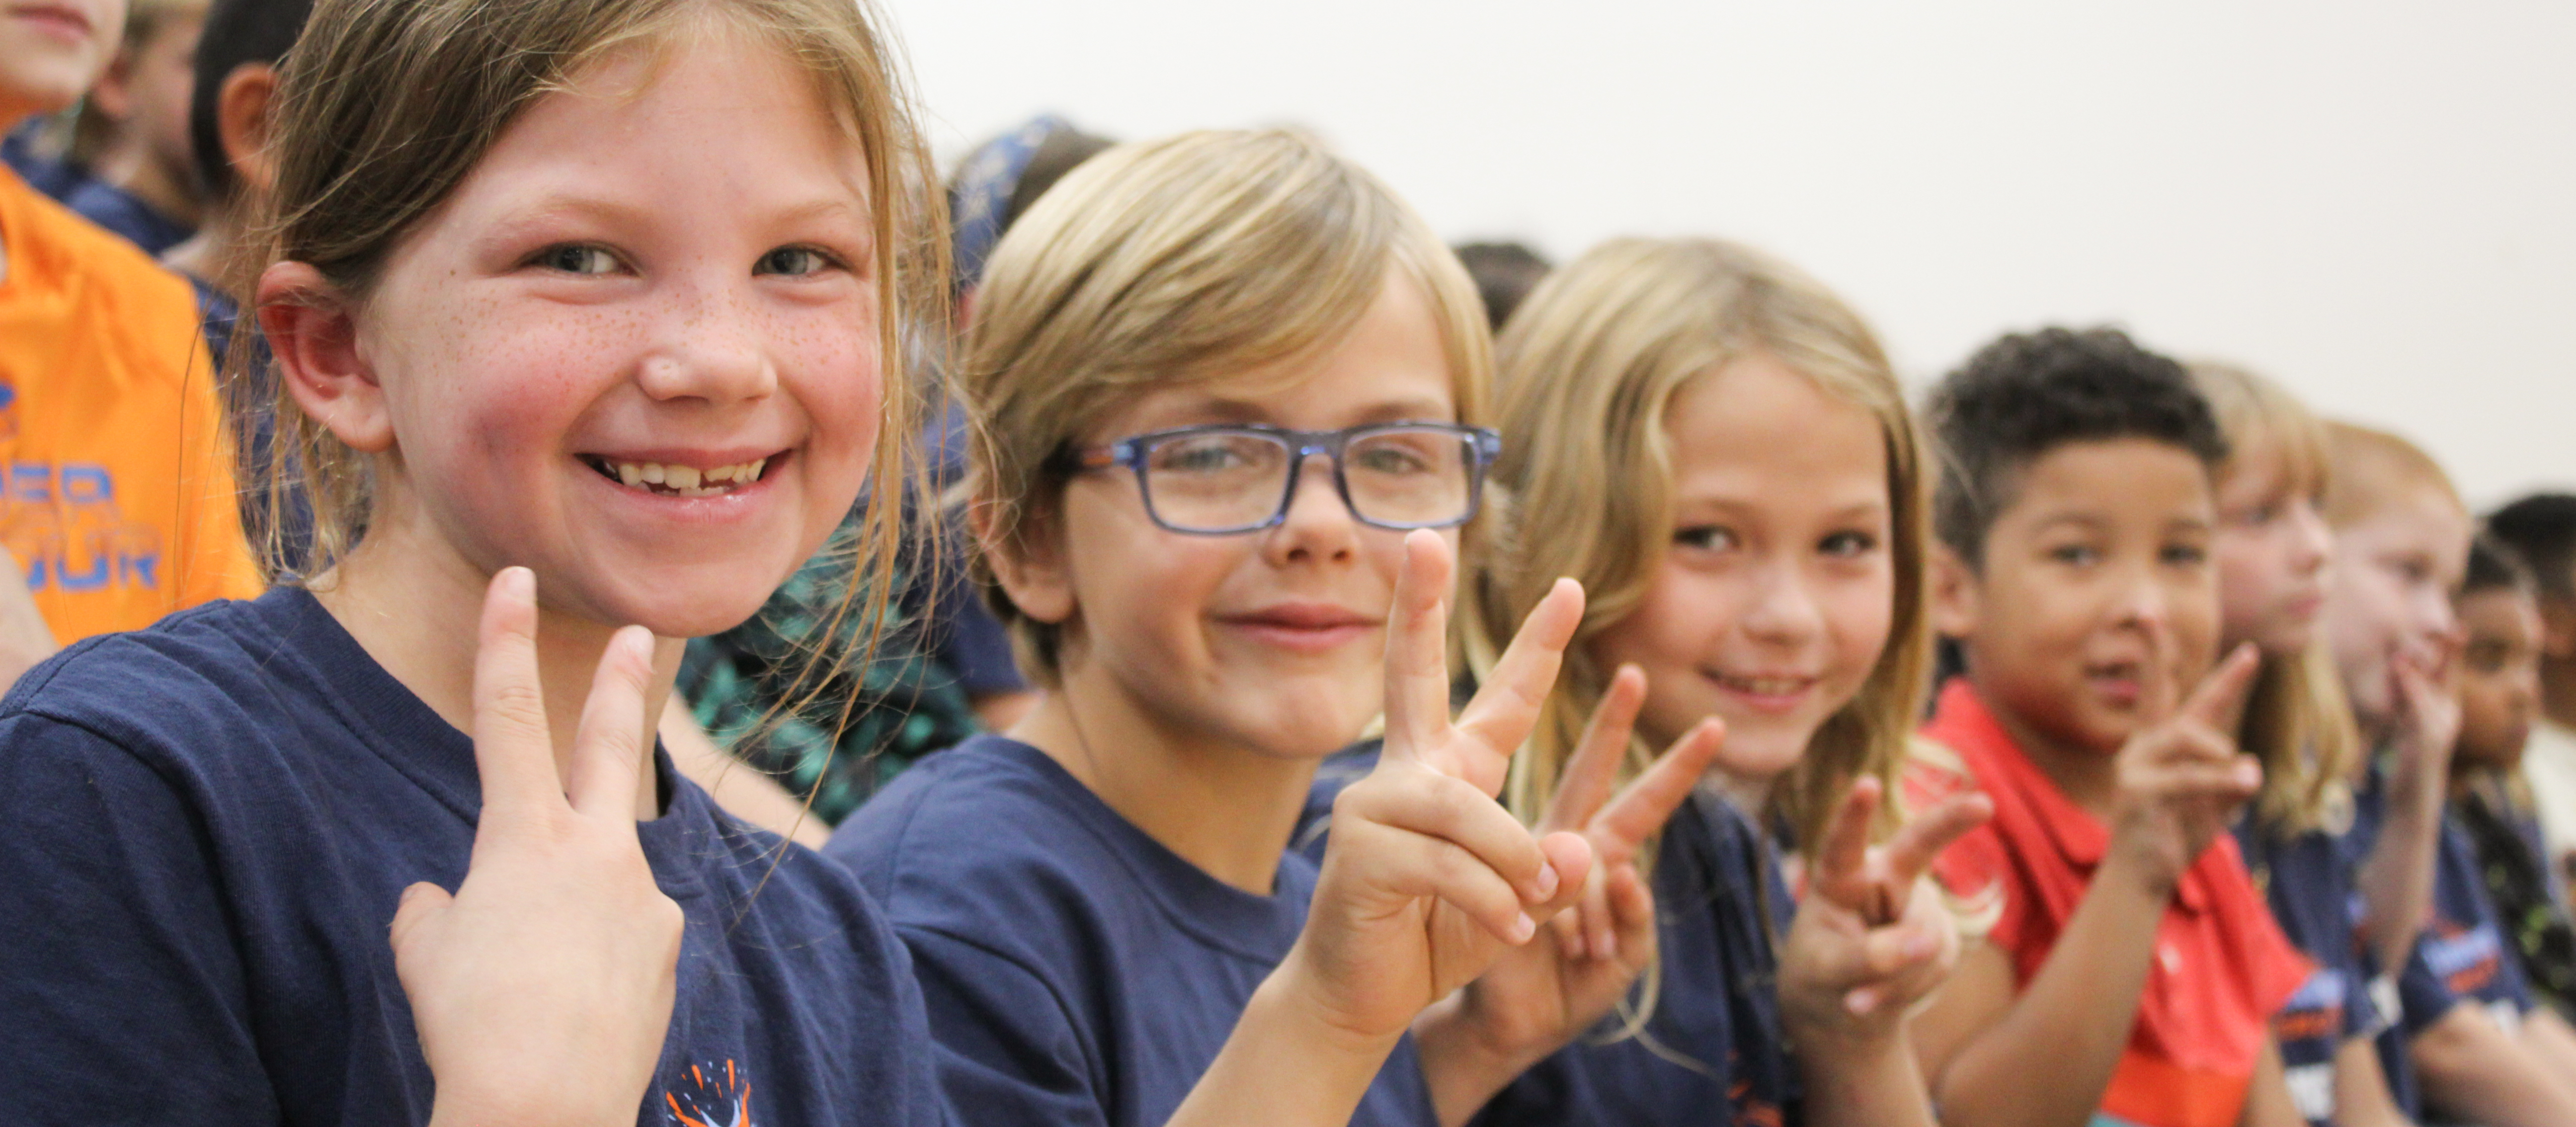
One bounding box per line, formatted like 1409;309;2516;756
0;714;274;1121
2396;942;2462;1037
899;924;1107;1127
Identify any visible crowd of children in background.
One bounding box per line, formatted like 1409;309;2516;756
4;0;2575;1125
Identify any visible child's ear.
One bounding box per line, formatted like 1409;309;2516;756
2540;595;2576;661
972;497;1076;628
1928;542;1982;641
216;63;284;195
258;261;395;454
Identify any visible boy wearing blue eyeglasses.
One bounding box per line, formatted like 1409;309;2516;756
826;130;1726;1127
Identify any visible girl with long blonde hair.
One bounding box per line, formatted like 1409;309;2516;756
1465;236;1988;1127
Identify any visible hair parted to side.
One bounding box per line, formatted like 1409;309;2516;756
1477;237;1932;1054
2189;361;2360;835
1927;326;2228;569
1482;237;1929;858
2321;420;2464;531
960;128;1494;687
247;0;946;595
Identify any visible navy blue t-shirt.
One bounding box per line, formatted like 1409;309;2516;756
2235;819;2387;1127
0;587;949;1126
826;734;1438;1127
1469;789;1802;1127
63;177;192;255
2399;815;2536;1035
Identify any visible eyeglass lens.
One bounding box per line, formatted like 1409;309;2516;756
1139;428;1474;532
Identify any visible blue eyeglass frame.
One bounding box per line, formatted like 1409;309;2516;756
1067;421;1505;536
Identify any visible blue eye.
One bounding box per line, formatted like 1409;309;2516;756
756;246;837;276
536;244;620;275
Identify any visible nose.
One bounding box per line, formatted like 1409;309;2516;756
2289;500;2333;575
1262;449;1359;566
1738;556;1825;647
635;275;778;405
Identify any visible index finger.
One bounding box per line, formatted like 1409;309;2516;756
1808;775;1882;913
1880;790;1995;888
471;567;566;824
1537;664;1646;834
1585;717;1724;865
2137;613;2178;724
2178;642;2261;734
1452;577;1584;766
1380;531;1458;767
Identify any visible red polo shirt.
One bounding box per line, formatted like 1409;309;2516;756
1908;680;2310;1127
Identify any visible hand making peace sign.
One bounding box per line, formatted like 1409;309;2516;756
390;568;685;1127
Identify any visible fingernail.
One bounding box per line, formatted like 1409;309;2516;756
1846;988;1879;1015
1904;932;1938;960
1598;932;1619;961
498;565;533;599
1566;932;1587;960
1513;912;1537;943
1534;863;1560;899
2237;762;2262;787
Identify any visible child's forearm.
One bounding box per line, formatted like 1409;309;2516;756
1408;997;1532;1127
2330;1034;2419;1127
2354;779;2443;974
1800;1027;1937;1127
1932;852;2167;1127
2516;1007;2576;1092
2410;1004;2576;1127
1165;956;1406;1127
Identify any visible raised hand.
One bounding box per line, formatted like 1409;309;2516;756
391;567;685;1127
2384;638;2464;797
1415;664;1727;1113
1288;531;1594;1049
2105;633;2265;894
1779;776;1992;1048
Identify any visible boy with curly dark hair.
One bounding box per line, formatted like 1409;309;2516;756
1905;326;2312;1127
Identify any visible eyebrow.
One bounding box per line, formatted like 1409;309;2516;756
1173;394;1458;427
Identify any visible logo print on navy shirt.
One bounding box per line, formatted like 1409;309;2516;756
662;1058;751;1127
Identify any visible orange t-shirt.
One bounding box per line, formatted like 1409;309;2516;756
1908;680;2311;1127
0;166;260;644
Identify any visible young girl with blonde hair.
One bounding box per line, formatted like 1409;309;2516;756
1462;236;1990;1127
2191;362;2413;1127
827;130;1723;1127
0;6;1625;1125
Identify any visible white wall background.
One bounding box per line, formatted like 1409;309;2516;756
881;0;2573;508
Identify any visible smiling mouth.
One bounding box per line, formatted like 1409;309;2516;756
1707;671;1821;700
579;455;775;498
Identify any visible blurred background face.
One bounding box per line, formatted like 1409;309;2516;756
1940;438;2220;757
0;0;124;124
2454;587;2543;771
2324;489;2471;725
2214;442;2332;655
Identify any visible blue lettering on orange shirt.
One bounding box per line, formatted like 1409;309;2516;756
3;460;161;595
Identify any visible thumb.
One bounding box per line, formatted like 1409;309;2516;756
389;881;452;955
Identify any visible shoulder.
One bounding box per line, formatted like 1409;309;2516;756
825;738;1133;931
5;174;198;332
2;596;299;753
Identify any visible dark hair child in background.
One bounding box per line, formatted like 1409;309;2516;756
1905;326;2310;1127
2486;494;2576;886
2448;535;2576;1022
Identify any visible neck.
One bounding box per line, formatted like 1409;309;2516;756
313;492;676;820
95;143;202;228
1009;662;1321;896
2542;657;2576;731
1974;680;2122;818
159;203;246;286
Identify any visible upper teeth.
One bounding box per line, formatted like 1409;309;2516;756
1724;675;1808;695
607;458;766;493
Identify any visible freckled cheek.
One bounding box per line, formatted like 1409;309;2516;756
783;324;884;463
